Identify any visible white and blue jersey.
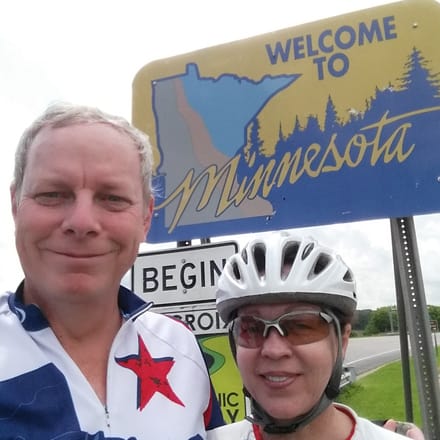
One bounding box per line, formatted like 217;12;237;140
0;283;224;439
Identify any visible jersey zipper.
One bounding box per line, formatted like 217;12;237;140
105;404;110;429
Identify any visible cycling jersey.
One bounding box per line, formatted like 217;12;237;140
0;283;224;439
207;404;407;440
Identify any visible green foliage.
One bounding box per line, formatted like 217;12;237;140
364;307;391;335
337;361;419;423
428;305;440;330
337;351;440;426
362;306;401;335
359;305;440;336
352;309;371;332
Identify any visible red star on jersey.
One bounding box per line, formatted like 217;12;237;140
116;334;184;410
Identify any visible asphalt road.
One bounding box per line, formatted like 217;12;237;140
344;333;440;377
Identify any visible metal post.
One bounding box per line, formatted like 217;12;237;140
389;308;394;333
390;217;440;440
391;250;413;421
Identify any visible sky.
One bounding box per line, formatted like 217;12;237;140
0;0;439;310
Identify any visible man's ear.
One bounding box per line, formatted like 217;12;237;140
143;196;154;238
10;184;18;219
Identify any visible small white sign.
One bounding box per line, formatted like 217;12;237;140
132;241;238;306
154;303;228;335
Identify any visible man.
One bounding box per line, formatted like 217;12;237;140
0;103;223;439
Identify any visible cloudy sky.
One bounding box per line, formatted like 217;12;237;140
0;0;439;310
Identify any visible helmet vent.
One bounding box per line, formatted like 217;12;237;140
232;261;242;280
301;242;315;260
281;242;299;280
253;244;266;280
216;233;358;324
343;269;354;282
241;248;248;264
313;253;331;275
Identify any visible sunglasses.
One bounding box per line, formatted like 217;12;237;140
231;310;333;348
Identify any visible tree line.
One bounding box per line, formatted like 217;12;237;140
352;305;440;336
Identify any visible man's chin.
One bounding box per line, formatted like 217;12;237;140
52;275;109;298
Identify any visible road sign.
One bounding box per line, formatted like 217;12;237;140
153;302;245;424
154;303;228;335
133;0;440;243
131;241;238;306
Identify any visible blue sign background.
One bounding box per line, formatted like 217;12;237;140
150;50;440;242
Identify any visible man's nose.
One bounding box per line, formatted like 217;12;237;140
61;194;101;237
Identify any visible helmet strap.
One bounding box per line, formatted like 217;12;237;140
247;392;333;434
228;326;237;359
324;309;344;399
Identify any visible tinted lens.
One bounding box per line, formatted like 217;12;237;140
232;311;332;348
233;315;267;348
281;313;331;345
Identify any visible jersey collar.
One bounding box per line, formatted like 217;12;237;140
8;281;153;331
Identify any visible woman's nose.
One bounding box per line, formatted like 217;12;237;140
260;327;293;358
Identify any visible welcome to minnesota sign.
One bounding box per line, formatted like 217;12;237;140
133;0;440;243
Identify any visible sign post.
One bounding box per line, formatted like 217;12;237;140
390;217;440;438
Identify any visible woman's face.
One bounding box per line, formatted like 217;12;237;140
235;301;350;422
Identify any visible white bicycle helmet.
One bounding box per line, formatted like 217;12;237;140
216;231;357;324
216;231;358;434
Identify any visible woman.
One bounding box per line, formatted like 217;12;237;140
208;231;424;440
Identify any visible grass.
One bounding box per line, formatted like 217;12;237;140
336;349;440;426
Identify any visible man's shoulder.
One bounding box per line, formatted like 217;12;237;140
133;309;202;355
139;309;194;333
0;291;12;311
0;291;22;326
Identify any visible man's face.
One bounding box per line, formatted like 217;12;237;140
11;123;153;305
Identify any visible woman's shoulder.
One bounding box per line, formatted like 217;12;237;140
335;404;409;439
207;419;255;440
355;417;412;438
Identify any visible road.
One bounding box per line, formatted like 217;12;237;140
345;334;402;377
344;333;440;377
